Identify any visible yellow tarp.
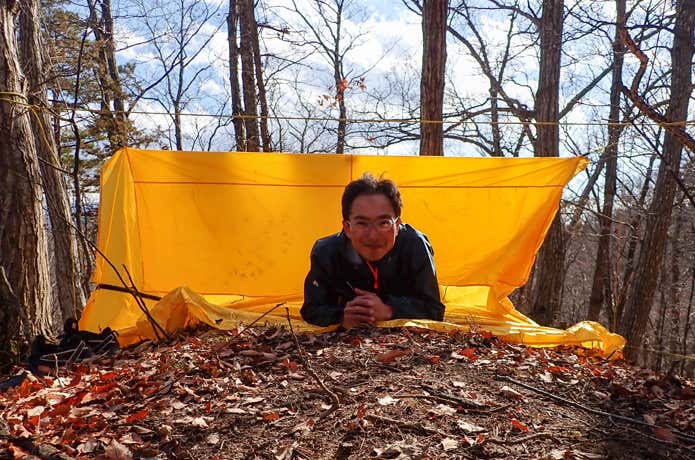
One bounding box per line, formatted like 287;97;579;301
79;147;625;356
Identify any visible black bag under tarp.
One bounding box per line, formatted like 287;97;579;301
27;318;119;375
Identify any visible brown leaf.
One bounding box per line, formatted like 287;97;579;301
104;439;133;460
651;427;677;443
375;349;410;364
500;385;523;400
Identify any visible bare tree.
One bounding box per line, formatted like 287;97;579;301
528;0;565;326
285;0;366;154
0;0;57;364
419;0;447;156
228;0;246;150
138;0;222;150
620;0;695;361
19;0;86;321
587;0;626;322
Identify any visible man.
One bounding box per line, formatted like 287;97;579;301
301;173;445;328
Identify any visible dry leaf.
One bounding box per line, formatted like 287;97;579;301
377;396;397;406
103;439;133;460
511;418;529;432
430;404;457;416
652;427;677;443
375;349;410;364
77;438;99;454
457;419;485;433
441;437;458;451
125;409;148;423
500;385;523;400
119;433;143;445
191;417;209;428
262;411;280;422
207;433;220;444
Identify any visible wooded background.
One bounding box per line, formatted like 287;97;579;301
0;0;693;375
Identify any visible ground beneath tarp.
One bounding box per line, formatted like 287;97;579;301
1;325;694;459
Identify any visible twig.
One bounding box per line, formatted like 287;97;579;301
364;413;452;438
230;302;287;344
622;424;695;454
487;432;559;445
394;393;512;414
420;384;487;409
122;264;169;342
285;307;339;419
495;375;695;445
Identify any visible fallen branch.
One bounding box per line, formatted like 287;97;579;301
488;432;559;445
285;307;339;419
393;393;511;414
420;383;487;409
364;413;451;438
495;374;695;445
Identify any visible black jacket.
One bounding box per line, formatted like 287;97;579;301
301;223;445;326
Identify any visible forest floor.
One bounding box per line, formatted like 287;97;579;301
1;323;694;459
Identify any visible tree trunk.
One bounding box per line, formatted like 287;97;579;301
587;0;625;323
101;0;127;149
667;207;683;373
332;1;346;154
614;152;656;329
529;0;564;326
620;0;695;361
86;0;127;152
239;0;259;151
419;0;447;156
248;2;271;152
19;0;86;321
0;0;56;353
228;0;245;151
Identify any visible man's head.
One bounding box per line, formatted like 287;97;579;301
341;173;402;262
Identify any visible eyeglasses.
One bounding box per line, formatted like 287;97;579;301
346;217;399;232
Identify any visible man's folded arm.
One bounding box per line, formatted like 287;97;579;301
300;250;342;326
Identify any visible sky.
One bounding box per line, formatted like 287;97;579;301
101;0;685;187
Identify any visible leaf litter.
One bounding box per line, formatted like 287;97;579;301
1;325;694;459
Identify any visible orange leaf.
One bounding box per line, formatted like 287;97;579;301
511;418;529;432
547;365;565;375
428;356;441;364
93;381;117;394
125;409;148;423
356;402;367;420
100;371;118;381
18;379;32;398
375;349;410;364
262;412;280;422
459;348;478;362
280;358;299;372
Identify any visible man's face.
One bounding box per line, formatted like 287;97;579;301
343;193;400;262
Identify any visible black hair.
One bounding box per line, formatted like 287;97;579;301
341;172;402;220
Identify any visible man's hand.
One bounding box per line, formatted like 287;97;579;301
341;288;393;328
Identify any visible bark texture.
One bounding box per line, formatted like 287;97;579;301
228;0;246;151
620;0;695;361
19;0;86;322
0;0;56;357
587;0;625;323
419;0;447;156
530;0;565;326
